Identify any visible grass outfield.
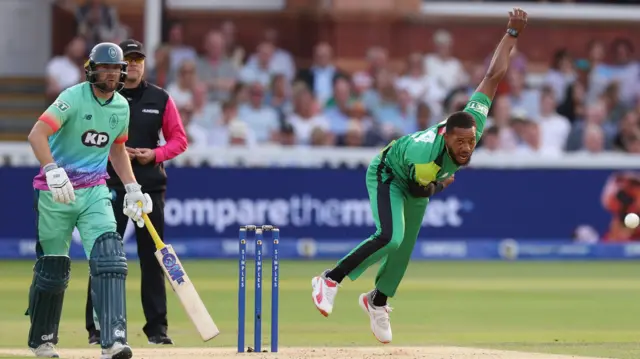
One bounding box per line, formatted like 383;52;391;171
1;260;639;358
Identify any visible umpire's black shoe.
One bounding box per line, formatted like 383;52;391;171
148;335;174;345
88;330;100;345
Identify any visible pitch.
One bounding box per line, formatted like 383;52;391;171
0;347;612;358
1;260;640;359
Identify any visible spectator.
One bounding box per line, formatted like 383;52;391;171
310;127;335;147
609;38;639;106
442;88;469;114
353;46;389;93
192;99;256;148
365;70;408;139
287;86;331;145
245;29;295;82
276;123;296;146
220;21;245;69
507;70;540;120
190;83;222;132
601;82;628;124
45;37;86;102
536;86;571;155
324;77;356;136
543;49;576;104
75;0;123;49
613;110;640;152
196;30;238;103
166;22;197;74
415;102;433;131
584;39;611;103
515;120;547;156
167;59;198;110
238;82;280;144
577;125;606;154
342;120;367;147
395;87;418;134
486;95;519;151
566;101;617;151
622;134;640;153
475;126;501;154
462;63;487;98
145;44;173;89
557;81;586;123
296;42;344;106
240;42;277;86
423;29;468;95
265;74;293;117
396;53;445;117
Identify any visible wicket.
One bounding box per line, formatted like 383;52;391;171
238;225;279;353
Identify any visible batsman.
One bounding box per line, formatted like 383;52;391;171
26;42;153;358
312;9;528;343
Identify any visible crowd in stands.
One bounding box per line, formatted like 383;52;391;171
44;1;640;156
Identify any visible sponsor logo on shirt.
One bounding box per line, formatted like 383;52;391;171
467;101;489;116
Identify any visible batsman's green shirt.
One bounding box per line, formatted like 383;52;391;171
381;91;491;188
33;82;130;190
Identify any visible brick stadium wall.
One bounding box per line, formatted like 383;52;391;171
51;2;636;73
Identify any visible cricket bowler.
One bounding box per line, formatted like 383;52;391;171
312;8;528;344
26;42;153;358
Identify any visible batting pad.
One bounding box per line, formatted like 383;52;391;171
27;255;70;349
90;232;128;348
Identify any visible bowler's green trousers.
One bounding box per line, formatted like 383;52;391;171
334;155;427;297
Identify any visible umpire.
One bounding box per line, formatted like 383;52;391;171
85;39;188;345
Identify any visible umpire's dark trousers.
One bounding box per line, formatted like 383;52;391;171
85;189;168;338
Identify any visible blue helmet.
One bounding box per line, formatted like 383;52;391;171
84;42;128;91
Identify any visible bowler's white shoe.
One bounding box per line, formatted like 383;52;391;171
30;343;59;358
359;292;393;344
100;342;133;359
311;270;340;317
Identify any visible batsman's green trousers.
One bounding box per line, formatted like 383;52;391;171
34;185;117;259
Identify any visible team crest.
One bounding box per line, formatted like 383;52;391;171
108;47;117;58
53;99;70;112
109;114;119;129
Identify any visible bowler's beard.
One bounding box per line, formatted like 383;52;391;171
445;145;471;167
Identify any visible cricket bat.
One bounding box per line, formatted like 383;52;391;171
139;209;220;341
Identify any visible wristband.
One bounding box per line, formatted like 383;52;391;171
43;163;58;173
434;182;445;194
506;28;519;38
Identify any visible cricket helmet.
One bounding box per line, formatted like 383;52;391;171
84;42;128;91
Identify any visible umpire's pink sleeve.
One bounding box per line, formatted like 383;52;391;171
154;96;188;163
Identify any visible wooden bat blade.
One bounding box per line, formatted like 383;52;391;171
155;245;220;341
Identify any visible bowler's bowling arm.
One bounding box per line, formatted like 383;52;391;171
109;142;136;185
28;120;56;167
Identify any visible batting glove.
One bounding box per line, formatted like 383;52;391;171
123;183;153;227
44;163;76;204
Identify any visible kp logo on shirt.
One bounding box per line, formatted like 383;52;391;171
82;130;110;147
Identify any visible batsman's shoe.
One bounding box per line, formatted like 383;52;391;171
311;270;339;317
30;343;59;358
358;292;392;344
100;342;132;359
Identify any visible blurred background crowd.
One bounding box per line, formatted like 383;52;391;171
45;0;640;156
